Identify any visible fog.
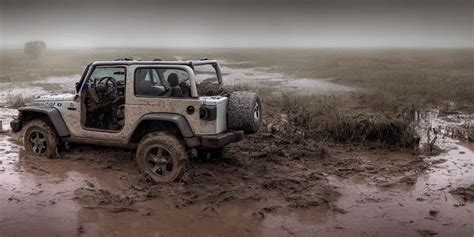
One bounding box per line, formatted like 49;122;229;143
0;0;473;48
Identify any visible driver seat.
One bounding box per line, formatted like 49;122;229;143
166;73;183;97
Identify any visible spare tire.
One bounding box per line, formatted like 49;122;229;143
228;91;262;134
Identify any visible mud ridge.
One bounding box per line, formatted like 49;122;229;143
450;185;474;202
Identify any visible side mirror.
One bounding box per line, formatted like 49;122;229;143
75;82;81;93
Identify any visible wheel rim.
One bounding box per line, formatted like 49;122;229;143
28;130;47;156
145;146;174;178
253;103;261;123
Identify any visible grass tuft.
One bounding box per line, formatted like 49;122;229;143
6;93;30;108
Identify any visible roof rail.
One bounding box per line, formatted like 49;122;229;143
114;58;133;61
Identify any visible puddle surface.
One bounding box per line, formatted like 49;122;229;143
322;143;474;236
0;136;81;236
312;110;474;236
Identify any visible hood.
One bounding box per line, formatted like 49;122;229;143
34;93;76;102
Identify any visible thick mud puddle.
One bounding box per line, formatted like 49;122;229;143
323;143;474;236
1;131;472;236
0;133;334;236
0;136;81;236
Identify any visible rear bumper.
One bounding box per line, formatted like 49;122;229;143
189;130;244;149
10;119;22;133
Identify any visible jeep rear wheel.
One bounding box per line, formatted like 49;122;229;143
136;132;188;183
23;119;59;159
228;91;262;134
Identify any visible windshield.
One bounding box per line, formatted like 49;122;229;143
89;67;126;85
76;64;91;93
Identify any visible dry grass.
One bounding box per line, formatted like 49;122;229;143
259;92;419;147
6;93;31;108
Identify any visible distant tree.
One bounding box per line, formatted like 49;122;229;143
24;41;47;59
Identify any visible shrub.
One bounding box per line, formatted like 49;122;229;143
24;41;47;59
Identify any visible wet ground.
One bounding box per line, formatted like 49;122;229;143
218;63;354;94
0;63;473;236
1;121;472;236
325;143;474;236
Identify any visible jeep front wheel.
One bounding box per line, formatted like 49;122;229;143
136;132;188;183
23;119;59;159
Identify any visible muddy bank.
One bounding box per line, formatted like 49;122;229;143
451;185;474;202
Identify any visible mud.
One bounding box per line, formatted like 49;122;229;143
451;185;474;202
0;63;473;236
323;143;474;236
2;120;473;236
0;129;430;236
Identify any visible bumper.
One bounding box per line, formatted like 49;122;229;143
197;130;244;149
10;119;22;133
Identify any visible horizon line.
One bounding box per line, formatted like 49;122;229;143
2;46;473;50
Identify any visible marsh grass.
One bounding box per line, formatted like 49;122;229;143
6;93;31;108
226;84;419;147
266;92;418;147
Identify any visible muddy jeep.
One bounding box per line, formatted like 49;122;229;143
11;59;262;182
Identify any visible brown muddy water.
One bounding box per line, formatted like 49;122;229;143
0;63;473;236
0;134;331;236
0;111;473;236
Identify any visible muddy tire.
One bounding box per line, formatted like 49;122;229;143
23;119;59;159
136;131;188;183
228;91;262;134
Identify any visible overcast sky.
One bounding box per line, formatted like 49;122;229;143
0;0;472;48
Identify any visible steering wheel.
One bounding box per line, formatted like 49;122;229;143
95;76;118;102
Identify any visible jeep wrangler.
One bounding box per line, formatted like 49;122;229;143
10;59;262;182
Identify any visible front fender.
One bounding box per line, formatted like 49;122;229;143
18;106;70;137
